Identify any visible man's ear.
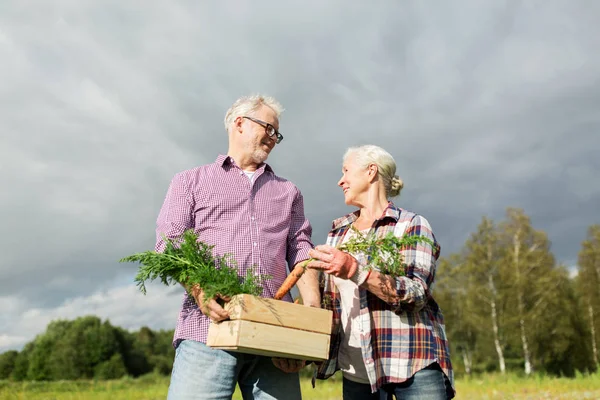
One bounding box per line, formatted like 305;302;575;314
234;116;244;133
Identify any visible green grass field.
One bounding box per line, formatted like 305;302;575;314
1;371;599;399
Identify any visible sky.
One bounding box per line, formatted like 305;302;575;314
1;1;599;352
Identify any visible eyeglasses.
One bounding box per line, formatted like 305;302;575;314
242;116;284;144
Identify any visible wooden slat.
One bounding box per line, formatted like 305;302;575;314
207;319;330;361
224;294;332;335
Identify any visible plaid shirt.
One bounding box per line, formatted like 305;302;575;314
155;155;313;347
315;202;455;395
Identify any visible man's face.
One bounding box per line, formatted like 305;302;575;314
240;105;280;164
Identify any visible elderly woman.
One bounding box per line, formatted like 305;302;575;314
307;145;455;400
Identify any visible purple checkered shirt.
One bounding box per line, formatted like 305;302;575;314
155;155;313;347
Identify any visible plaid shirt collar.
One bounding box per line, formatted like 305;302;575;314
331;201;401;230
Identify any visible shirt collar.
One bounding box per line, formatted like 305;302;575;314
331;201;401;230
215;154;274;173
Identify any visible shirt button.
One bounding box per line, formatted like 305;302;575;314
253;242;257;247
251;216;255;220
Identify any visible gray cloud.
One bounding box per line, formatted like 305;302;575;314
1;0;599;350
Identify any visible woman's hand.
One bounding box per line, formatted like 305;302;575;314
307;245;359;279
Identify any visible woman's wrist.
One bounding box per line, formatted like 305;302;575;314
350;268;371;286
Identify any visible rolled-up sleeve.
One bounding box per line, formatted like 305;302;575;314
390;214;441;313
286;189;314;267
155;172;194;252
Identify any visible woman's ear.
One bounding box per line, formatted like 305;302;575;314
367;164;378;182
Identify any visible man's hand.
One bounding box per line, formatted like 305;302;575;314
307;245;359;280
294;260;321;308
190;284;230;322
272;358;306;373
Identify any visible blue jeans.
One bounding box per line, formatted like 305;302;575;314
167;340;302;400
342;364;453;400
343;378;378;400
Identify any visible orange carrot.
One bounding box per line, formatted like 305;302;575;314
274;261;309;300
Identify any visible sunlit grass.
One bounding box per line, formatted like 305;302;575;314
455;371;600;399
1;370;599;399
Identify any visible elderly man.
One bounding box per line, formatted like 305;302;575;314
156;94;320;399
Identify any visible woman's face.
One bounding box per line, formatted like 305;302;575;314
337;155;370;206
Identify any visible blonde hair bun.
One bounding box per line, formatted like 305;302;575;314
390;176;404;197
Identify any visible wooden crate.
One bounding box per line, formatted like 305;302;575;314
207;294;332;361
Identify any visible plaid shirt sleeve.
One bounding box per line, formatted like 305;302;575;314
155;172;195;253
389;214;441;313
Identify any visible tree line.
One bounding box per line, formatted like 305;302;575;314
435;208;599;377
0;207;598;381
0;316;174;381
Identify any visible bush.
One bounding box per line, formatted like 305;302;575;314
95;354;127;380
0;351;18;380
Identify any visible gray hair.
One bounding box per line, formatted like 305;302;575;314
343;145;404;198
224;94;284;133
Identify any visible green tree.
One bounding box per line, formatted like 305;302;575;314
3;318;176;381
95;353;127;379
577;224;600;368
27;333;56;380
10;342;33;381
499;208;559;375
136;327;175;375
135;326;156;359
0;350;18;379
114;327;152;377
435;254;477;375
43;319;78;380
464;217;507;374
530;265;593;376
57;317;121;378
419;210;597;376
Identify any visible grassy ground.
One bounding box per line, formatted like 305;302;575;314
455;372;600;400
1;371;599;399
